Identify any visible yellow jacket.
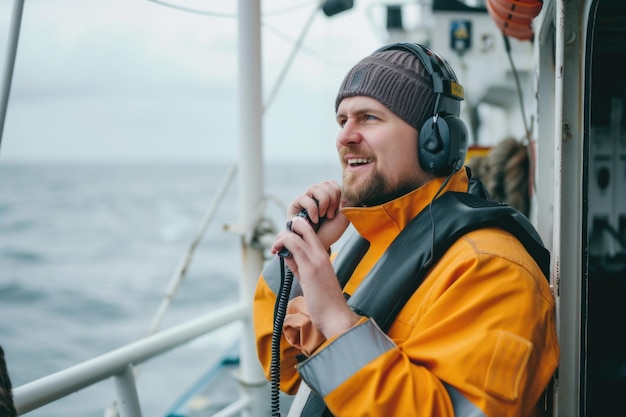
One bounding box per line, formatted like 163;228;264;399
253;169;559;417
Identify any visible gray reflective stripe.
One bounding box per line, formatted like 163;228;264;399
444;382;487;417
289;379;488;417
288;382;312;417
297;319;395;397
261;257;282;294
261;257;302;298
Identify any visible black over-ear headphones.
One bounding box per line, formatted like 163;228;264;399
374;42;469;176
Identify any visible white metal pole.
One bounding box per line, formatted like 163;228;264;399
237;1;269;417
553;0;587;415
113;365;143;417
0;0;25;144
551;3;567;413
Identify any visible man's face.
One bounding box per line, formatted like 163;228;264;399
335;96;432;207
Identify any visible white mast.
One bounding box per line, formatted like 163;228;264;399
236;1;269;416
0;0;25;145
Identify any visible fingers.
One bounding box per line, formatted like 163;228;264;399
287;180;342;224
275;216;310;258
274;216;325;257
278;180;346;262
313;180;342;221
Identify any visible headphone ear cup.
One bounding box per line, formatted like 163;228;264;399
418;114;468;176
444;115;469;173
418;116;449;176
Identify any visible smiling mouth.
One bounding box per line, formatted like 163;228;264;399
347;158;371;166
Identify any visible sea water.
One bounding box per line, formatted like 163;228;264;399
0;161;340;417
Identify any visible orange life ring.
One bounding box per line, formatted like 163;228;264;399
487;0;543;41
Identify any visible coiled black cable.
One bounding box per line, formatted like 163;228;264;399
270;209;318;416
271;256;293;417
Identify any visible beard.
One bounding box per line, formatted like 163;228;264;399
342;169;420;207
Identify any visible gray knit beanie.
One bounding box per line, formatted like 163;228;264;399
335;49;436;130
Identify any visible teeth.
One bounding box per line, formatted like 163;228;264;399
348;158;371;165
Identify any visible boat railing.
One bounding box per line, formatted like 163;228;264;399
13;303;251;417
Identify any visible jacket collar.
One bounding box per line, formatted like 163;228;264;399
341;168;469;244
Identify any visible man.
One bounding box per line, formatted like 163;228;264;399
253;42;559;417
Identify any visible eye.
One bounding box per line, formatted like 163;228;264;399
364;114;378;122
337;117;347;128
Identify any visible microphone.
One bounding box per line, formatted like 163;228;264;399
277;209;320;258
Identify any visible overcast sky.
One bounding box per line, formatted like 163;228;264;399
0;0;389;163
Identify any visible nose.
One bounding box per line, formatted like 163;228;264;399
336;118;362;147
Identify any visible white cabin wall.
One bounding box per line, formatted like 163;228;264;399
426;10;536;147
533;0;557;248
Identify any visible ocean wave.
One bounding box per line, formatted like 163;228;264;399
0;248;45;263
0;282;47;303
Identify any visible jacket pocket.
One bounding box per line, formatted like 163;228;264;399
484;330;532;401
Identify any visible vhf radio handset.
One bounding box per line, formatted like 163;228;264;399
277;209;320;258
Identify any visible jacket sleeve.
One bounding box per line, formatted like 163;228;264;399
253;256;304;395
295;230;559;417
